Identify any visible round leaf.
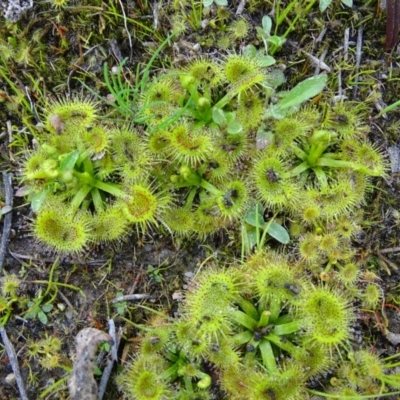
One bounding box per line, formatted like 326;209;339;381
31;190;48;213
227;122;243;134
212;107;227;126
266;221;290;244
38;310;48;325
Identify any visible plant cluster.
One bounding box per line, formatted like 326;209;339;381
327;350;400;397
24;332;71;386
117;250;355;399
1;2;394;400
20;44;386;253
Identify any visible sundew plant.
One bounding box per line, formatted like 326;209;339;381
19;42;385;254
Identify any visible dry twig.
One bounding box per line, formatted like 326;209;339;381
0;327;28;400
0;171;13;274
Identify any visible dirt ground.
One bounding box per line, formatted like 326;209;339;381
2;0;400;399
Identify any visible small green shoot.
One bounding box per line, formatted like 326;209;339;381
319;0;353;12
114;292;127;315
256;15;286;55
25;299;53;325
212;108;243;134
267;74;328;119
147;265;164;283
203;0;227;7
241;203;290;258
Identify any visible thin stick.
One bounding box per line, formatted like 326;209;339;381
343;27;349;62
235;0;246;15
0;327;29;400
57;290;78;316
152;0;159;30
24;86;39;122
118;0;133;60
97;320;120;400
111;293;156;303
380;246;400;254
0;171;13;274
337;69;342;98
352;25;363;99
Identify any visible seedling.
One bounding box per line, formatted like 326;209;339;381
241;203;290;258
114;292;128;315
203;0;227;7
147;265;164;283
120;251;353;398
256;15;286;55
25;298;53;325
319;0;353;12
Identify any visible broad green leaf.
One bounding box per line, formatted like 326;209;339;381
227;122;243;134
256;26;267;40
31;190;48;213
94;366;102;376
245;228;258;249
258;55;276;67
25;304;39;319
42;304;53;313
341;0;352;6
225;111;236;124
319;0;332;12
0;206;12;215
266;221;290;244
267;36;286;49
212;107;227;126
266;69;286;88
59;150;80;171
215;0;228;5
275;74;327;111
245;205;264;228
262;15;272;34
102;342;111;352
38;310;48;325
244;44;257;58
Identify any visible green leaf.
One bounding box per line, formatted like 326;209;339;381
31;190;48;213
227;122;243;134
275;74;327;112
93;366;102;376
38;310;48;325
319;0;332;12
266;69;286;88
225;112;236;125
258;55;276;67
25;309;38;319
266;221;290;244
245;205;264;228
256;26;267;40
214;0;228;5
212;107;227;126
41;304;53;313
243;45;257;58
1;206;12;215
231;310;258;330
341;0;352;6
267;35;286;49
262;15;272;34
101;342;111;352
246;229;258;249
59;150;80;171
272;320;301;336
